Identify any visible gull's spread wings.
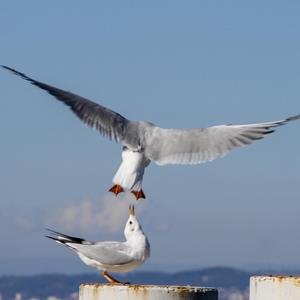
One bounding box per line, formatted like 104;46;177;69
3;66;299;165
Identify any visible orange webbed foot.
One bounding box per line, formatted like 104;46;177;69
131;190;146;200
108;184;124;196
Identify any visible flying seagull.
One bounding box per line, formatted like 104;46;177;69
2;65;300;200
46;205;150;284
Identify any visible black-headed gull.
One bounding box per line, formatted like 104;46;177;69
46;205;150;284
2;66;300;199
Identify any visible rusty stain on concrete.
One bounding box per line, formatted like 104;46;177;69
80;283;215;292
128;284;149;297
250;276;300;300
80;283;218;299
252;275;300;287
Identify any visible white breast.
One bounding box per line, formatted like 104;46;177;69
113;149;149;190
121;150;145;173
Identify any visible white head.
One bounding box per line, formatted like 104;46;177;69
124;204;144;240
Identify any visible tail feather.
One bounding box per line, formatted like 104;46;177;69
45;228;92;245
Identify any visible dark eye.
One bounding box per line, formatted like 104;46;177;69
129;221;132;225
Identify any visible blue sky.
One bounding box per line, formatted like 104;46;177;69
0;1;300;275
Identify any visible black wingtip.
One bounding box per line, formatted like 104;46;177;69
1;65;12;70
2;65;20;74
1;65;32;81
45;235;58;241
264;129;275;135
46;228;60;234
45;235;66;246
286;114;300;122
45;228;88;244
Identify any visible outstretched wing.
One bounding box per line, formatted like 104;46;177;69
2;66;129;143
144;115;300;165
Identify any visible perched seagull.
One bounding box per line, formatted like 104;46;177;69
46;205;150;284
2;66;300;200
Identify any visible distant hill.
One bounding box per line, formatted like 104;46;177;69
1;267;299;300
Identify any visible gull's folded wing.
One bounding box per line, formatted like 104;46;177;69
145;116;300;165
73;242;134;265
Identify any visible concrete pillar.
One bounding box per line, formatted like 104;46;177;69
250;276;300;300
79;284;218;300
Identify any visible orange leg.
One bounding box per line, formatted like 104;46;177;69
102;271;122;284
108;184;124;196
131;189;146;200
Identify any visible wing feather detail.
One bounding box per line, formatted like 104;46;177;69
2;65;129;143
144;116;300;165
72;242;134;265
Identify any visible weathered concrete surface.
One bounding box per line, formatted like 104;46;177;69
250;275;300;300
79;284;218;300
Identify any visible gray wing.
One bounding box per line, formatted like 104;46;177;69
2;66;129;143
73;242;134;265
144;115;300;165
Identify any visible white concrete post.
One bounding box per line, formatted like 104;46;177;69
250;276;300;300
79;284;218;300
